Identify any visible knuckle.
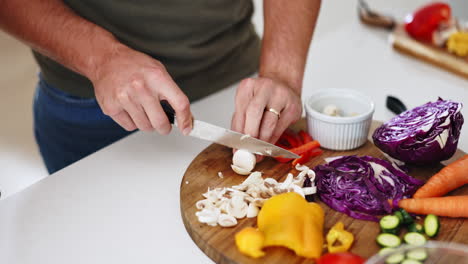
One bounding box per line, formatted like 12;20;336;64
130;78;145;93
174;96;190;113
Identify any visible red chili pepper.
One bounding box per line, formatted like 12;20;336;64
317;252;365;264
404;2;451;43
298;130;313;143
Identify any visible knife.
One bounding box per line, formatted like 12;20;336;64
160;101;300;159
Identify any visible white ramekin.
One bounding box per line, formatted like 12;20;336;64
305;89;375;150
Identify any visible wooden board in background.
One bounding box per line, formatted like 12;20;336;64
390;25;468;80
180;120;467;264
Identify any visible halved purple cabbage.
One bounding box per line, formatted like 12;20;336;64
313;156;423;221
373;98;463;164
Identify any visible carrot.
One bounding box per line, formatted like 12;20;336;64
398;196;468;218
413;154;468;198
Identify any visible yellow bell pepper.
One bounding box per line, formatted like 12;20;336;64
235;192;324;259
447;31;468;57
326;222;354;253
234;227;265;258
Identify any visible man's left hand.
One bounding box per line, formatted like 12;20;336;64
231;76;302;149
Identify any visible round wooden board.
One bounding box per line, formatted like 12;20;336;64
180;120;467;264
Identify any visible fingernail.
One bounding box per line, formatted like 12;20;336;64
183;127;191;136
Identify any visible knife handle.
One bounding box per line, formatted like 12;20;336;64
386;95;407;115
160;100;175;124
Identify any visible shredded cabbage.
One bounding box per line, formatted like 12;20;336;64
373;98;464;164
313;156;424;221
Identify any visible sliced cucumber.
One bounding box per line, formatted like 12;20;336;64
394;211;404;222
377;233;402;248
424;214;440;237
401;259;423;264
379;247;396;256
385;253;405;264
380;215;401;232
403;232;427;246
406;248;428;261
399;209;414;225
408;223;424;234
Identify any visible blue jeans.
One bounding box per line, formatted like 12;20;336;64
33;76;134;174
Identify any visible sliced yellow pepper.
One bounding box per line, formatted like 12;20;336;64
326;222;354;253
234;227;265;258
447;31;468;57
235;192;324;259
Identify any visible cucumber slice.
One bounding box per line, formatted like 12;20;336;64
380;215;401;231
424;214;440;237
403;232;427;246
401;259;423;264
406;248;428;261
379;247;396;256
399;209;414;225
394;211;404;223
377;233;402;248
385;253;405;264
408;223;424;234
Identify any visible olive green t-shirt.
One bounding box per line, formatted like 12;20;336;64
33;0;260;100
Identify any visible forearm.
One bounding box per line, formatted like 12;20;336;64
0;0;122;80
260;0;321;94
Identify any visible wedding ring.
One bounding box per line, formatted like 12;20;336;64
267;107;281;118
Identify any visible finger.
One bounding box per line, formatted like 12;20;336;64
232;78;254;133
137;92;172;135
112;110;137;131
270;104;301;144
243;83;271;138
118;90;153;131
258;108;281;143
154;79;192;136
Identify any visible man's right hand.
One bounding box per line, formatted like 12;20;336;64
89;44;193;135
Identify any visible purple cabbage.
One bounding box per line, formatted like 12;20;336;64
313;155;424;221
373;98;464;165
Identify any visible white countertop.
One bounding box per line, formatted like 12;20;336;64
1;1;467;263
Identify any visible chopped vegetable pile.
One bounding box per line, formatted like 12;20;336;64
313;155;424;221
373;98;464;165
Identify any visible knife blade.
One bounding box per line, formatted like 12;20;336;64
160;100;300;159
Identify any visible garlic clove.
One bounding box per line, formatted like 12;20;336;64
231;164;251;175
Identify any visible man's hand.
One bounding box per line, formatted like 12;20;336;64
231;76;302;145
90;45;192;135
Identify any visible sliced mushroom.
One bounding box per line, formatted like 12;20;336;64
227;196;248;219
279;173;294;189
218;213;238;227
195;208;220;226
246;203;260;218
303;186;317;195
295;164;310;172
242;171;264;186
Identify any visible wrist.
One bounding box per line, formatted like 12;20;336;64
259;70;303;96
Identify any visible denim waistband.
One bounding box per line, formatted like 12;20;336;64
36;74;112;123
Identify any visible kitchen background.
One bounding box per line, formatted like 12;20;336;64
0;0;466;199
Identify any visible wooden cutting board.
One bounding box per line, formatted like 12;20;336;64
180;120;467;264
390;25;468;80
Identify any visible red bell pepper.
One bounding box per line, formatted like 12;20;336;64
292;148;323;167
298;130;313;143
404;2;451;43
317;252;365;264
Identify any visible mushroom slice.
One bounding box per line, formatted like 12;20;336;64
196;207;221;226
279;173;294;189
291;184;305;197
246;203;260;218
303;186;317;195
196;199;213;210
295;164;310;171
218;213;238;227
242;171;264;186
307;169;316;182
227;196;248;219
231;164;251;175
